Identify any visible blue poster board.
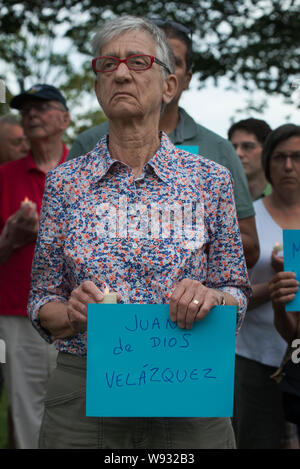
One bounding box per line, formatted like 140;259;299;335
86;304;237;417
283;229;300;311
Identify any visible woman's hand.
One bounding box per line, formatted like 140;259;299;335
169;278;234;329
39;281;121;340
268;271;300;343
269;271;299;306
67;281;121;335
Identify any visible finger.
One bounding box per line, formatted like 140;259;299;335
68;296;89;317
270;285;299;301
270;277;299;293
195;296;215;321
272;293;296;304
177;289;197;329
81;280;104;303
116;292;122;303
273;271;296;282
169;281;187;323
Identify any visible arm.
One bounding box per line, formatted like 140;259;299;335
0;228;14;264
38;281;106;340
248;249;284;310
27;172;71;342
27;171;119;342
238;216;260;269
247;282;269;310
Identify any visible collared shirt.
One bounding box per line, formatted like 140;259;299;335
168;108;254;220
66;109;254;221
28;132;251;356
0;145;68;316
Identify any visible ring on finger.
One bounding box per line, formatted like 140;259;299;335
192;299;200;305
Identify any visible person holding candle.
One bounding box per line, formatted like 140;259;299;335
0;84;70;448
27;16;251;449
233;123;300;449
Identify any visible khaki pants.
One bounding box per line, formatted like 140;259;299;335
0;315;57;449
39;352;236;449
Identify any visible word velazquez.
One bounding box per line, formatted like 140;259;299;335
105;365;216;389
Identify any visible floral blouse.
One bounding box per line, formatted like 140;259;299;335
28;132;251;356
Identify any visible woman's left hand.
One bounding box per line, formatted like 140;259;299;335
169;278;226;329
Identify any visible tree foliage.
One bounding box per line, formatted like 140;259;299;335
0;0;299;133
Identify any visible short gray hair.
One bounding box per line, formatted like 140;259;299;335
0;114;21;128
92;15;175;77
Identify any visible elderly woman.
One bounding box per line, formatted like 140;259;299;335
28;15;250;449
233;124;300;449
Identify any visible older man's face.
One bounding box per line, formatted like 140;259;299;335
94;30;175;122
0;124;29;164
21;99;69;141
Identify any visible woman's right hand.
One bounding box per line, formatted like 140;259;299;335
67;281;105;334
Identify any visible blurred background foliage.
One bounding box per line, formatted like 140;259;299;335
0;0;299;143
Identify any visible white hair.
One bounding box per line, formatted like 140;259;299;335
92;15;175;77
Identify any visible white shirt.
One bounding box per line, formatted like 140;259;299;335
236;198;287;367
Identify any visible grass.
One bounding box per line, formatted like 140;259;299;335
0;385;8;449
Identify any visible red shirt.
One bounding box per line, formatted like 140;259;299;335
0;145;68;316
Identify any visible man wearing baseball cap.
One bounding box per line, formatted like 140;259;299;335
0;84;70;448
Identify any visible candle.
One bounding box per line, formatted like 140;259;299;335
20;197;35;215
273;242;283;257
21;197;31;206
101;286;117;304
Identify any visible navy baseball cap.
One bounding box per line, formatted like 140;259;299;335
10;84;68;110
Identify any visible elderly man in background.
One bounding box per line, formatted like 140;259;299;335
0;115;29;445
0;84;70;448
67;19;259;269
0;114;29;165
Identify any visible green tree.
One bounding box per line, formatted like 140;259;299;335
1;0;299;138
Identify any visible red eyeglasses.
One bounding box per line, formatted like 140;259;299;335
92;54;171;74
